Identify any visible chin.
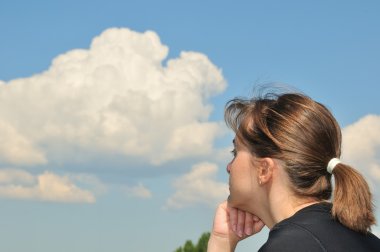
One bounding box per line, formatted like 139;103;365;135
227;194;236;205
228;195;243;208
229;195;253;211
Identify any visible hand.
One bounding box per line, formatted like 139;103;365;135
208;201;265;251
229;203;265;239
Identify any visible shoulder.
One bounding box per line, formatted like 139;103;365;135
259;221;326;252
258;202;380;251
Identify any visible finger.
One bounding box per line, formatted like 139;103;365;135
237;209;245;238
229;207;238;232
244;212;254;236
253;219;265;233
252;215;260;222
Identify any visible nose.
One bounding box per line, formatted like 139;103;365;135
226;162;232;174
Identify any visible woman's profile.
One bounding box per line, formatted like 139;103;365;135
208;90;380;251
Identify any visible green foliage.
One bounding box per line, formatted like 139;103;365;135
174;232;210;252
196;232;210;252
183;240;195;252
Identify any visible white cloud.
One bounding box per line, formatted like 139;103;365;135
342;115;380;195
124;183;152;199
0;120;47;165
342;115;380;163
0;169;35;184
164;162;228;209
0;169;96;203
212;146;234;165
0;27;226;166
68;173;107;195
157;122;226;164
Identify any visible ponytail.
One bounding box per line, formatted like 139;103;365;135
331;163;376;233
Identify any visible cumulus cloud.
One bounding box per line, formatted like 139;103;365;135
0;28;226;166
342;115;380;193
124;183;152;199
0;169;35;184
164;162;228;209
68;173;107;195
0;169;96;203
0;121;47;165
212;146;234;165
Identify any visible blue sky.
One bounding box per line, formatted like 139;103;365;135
0;1;379;251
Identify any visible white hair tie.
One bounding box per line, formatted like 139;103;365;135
327;158;341;174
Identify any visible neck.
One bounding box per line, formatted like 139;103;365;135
262;196;320;229
250;160;322;229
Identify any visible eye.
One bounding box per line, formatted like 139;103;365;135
230;148;237;157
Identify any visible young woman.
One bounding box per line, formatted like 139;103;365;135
208;92;380;251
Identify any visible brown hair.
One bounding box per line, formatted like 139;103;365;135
225;91;375;233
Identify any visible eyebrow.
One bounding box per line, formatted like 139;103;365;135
233;138;236;146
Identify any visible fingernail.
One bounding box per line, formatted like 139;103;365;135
232;224;237;232
245;227;253;235
238;229;243;238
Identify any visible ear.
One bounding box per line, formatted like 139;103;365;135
257;158;275;184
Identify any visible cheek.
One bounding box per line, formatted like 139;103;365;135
229;168;253;207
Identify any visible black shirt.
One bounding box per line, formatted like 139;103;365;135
259;202;380;251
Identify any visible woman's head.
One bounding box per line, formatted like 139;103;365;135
225;91;375;233
226;93;339;200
